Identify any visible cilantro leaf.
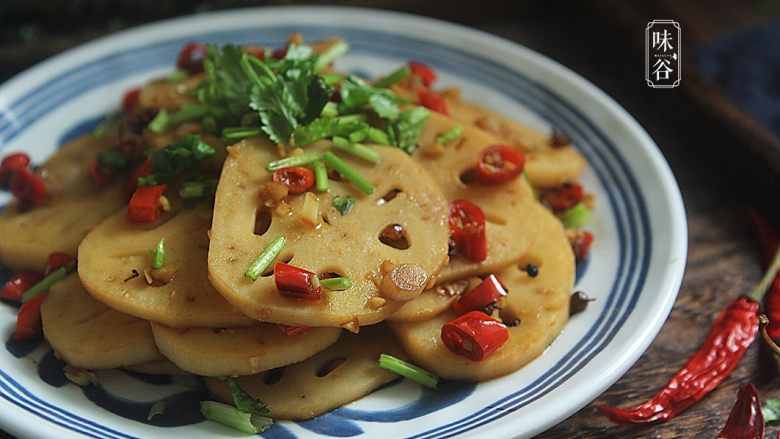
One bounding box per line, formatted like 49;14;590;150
763;398;780;423
339;76;401;119
197;44;253;128
137;135;216;186
387;107;431;154
216;377;270;415
332;195;355;215
292;115;369;146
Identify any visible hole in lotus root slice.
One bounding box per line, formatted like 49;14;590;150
254;207;273;236
150;322;341;377
378;224;410;250
0;134;126;271
205;325;407;420
315;356;347;377
413;112;542;284
208;139;450;327
41;276;165;370
390;206;573;381
263;367;285;385
375;188;402;206
78;204;257;328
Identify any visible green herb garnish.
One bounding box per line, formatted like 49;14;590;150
320;277;352;291
147;104;207;134
167;69;188;83
562;202;591;229
179;178;217;201
222;126;263;141
339;76;401;120
97;150;128;169
331;136;380;164
147;401;166;421
218;376;270;414
367;127;390;145
379;354;439;389
313;160;329;192
245;236;286;281
763;398;780;423
373;65;411;88
21;267;68;302
322;151;374;194
149;238;165;270
292;115;369;147
388;107;431;154
267;152;322;172
332;195;355;216
435;125;464;145
200;401;273;434
137;135;216;186
314;40;349;72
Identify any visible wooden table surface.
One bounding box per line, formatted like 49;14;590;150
2;1;780;438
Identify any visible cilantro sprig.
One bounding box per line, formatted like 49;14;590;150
137;135;216;187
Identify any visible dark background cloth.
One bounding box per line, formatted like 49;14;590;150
2;1;780;438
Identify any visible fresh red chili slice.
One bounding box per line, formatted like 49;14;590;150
89;161;116;186
44;252;75;276
1;272;42;303
243;46;266;60
272;46;288;60
10;168;47;207
448;199;487;262
14;293;47;341
272;166;315;194
441;310;509;361
127;184;167;223
717;382;763;439
409;62;437;86
451;274;508;314
598;296;759;424
121;88;141;113
475;144;526;185
122;159;152;200
0;152;31;189
176;42;205;75
570;230;594;263
276;324;312;336
417;87;448;115
274;262;321;300
543;181;585;211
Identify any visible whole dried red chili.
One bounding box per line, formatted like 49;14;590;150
599;248;780;425
716;382;763;439
749;211;780;338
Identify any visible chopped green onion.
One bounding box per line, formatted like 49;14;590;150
322;72;344;86
320;277;352;291
148;104;207;134
373;65;412;88
313;160;329;192
314;41;350;72
200;401;273;434
435;125;464;145
245;236;286;281
167;69;188;83
562;202;590;229
96;150;128;169
332;195;355;216
149;238;165;269
379;354;439;389
147;401;166;421
322;151;374;195
21;267;67;302
367;127;390;145
331;137;380;164
320;102;339;118
93;113;119;138
179;179;216;200
267;152;322;172
222;126;264;140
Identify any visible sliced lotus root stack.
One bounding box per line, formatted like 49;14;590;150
208;138;449;328
206;324;405;420
41;275;165;369
390;206;573;381
393;84;586;188
78;204;256;328
413;111;540;284
0;134;125;271
151;323;341;377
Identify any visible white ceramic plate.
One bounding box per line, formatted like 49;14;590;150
0;6;687;439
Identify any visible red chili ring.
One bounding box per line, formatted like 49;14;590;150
448;199;487;262
176;42;206;75
475;144;526;185
417;87;448;115
409;62;437;86
272;166;315;194
0;153;31;189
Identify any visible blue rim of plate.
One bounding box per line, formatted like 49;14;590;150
0;23;650;439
